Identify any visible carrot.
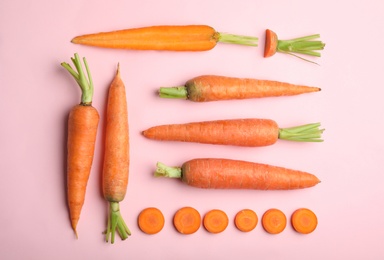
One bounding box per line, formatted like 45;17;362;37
264;29;325;63
138;207;165;235
203;209;229;234
102;64;131;243
262;208;287;234
154;158;320;190
71;25;258;51
159;74;321;102
173;207;201;234
142;119;324;147
291;208;318;234
61;53;100;238
234;209;258;232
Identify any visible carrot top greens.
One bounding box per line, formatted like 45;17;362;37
278;123;324;142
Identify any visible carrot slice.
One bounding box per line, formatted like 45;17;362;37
234;209;258;232
264;29;278;57
203;209;229;234
291;208;318;234
262;208;287;234
173;207;201;234
138;207;165;235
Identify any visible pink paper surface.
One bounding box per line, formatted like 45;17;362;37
1;0;384;259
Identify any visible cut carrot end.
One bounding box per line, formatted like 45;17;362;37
203;209;229;234
264;29;278;58
234;209;258;232
262;209;287;234
138;207;165;235
291;208;318;234
173;207;201;235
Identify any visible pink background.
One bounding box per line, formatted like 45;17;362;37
1;0;383;259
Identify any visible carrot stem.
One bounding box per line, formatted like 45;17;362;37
155;162;182;178
159;86;188;99
105;202;131;244
278;123;324;142
277;34;325;58
61;53;94;105
218;32;258;46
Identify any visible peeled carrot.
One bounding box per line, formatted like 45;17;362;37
291;208;318;234
155;158;320;190
102;64;131;243
138;207;165;235
262;208;287;234
173;207;201;234
61;53;100;238
264;29;325;63
142;119;324;147
203;209;229;234
159;75;320;102
234;209;258;232
71;25;258;51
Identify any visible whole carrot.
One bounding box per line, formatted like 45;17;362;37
71;25;258;51
61;53;100;238
155;158;320;190
103;64;131;243
142;119;324;147
159;75;320;101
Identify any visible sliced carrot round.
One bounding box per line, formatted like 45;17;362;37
262;208;287;234
264;29;278;58
173;207;201;234
291;208;318;234
138;207;165;235
234;209;258;232
203;209;229;234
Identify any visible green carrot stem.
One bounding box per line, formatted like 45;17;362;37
104;202;131;244
277;34;325;57
155;162;182;179
159;86;188;99
61;53;94;105
278;123;324;142
218;32;258;47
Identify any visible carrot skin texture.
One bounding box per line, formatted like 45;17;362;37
67;105;99;234
185;75;320;102
143;119;279;147
177;158;320;190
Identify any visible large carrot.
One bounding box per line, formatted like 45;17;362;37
154;158;320;190
61;53;100;238
102;64;131;243
71;25;258;51
159;75;320;101
142;119;324;147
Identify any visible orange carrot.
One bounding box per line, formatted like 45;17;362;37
159;75;320;102
138;207;165;235
102;64;131;243
234;209;258;232
173;207;201;234
291;208;318;234
262;208;287;234
71;25;258;51
264;29;325;63
155;158;320;190
143;119;324;147
61;53;100;238
203;209;229;234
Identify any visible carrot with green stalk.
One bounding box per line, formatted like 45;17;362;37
71;25;258;51
159;75;320;102
264;29;325;63
142;119;324;147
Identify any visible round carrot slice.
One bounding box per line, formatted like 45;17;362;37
203;209;229;234
234;209;258;232
173;207;201;234
262;208;287;234
291;208;318;234
138;207;165;234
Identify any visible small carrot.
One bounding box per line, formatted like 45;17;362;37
102;64;131;243
61;53;100;238
159;75;320;102
203;209;229;234
262;208;287;234
71;25;258;51
154;158;320;190
291;208;318;234
264;29;325;63
138;207;165;235
142;119;324;147
173;207;201;234
234;209;258;232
